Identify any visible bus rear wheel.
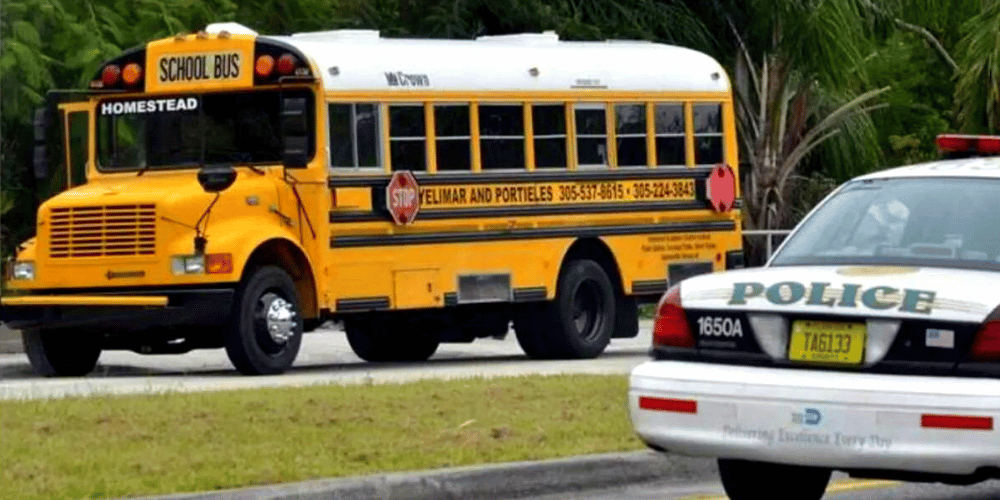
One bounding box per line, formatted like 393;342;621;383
345;314;440;362
224;266;303;375
23;327;101;377
515;259;614;359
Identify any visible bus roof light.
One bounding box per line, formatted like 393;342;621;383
102;65;121;86
277;53;297;75
122;63;143;86
255;55;275;78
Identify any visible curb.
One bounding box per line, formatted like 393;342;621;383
129;451;716;500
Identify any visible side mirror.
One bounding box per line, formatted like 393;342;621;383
280;96;309;168
32;108;49;180
197;165;238;193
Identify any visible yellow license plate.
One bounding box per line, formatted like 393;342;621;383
788;320;866;365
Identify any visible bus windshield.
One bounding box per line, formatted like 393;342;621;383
96;89;312;171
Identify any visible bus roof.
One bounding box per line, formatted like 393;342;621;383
205;24;730;94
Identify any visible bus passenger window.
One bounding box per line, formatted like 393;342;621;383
328;103;381;169
479;104;524;170
615;104;646;167
390;104;426;171
693;104;723;165
655;103;685;166
435;104;471;171
575;105;607;167
532;104;566;168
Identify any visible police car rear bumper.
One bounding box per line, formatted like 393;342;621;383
629;360;1000;477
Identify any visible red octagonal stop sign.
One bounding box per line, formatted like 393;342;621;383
706;164;736;212
386;170;420;225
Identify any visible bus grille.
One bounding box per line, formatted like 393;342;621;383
48;204;156;258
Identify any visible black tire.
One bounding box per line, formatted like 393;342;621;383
224;266;303;375
22;328;101;377
718;459;831;500
517;259;615;359
345;314;439;362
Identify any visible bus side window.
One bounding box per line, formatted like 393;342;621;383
389;104;426;171
479;104;524;170
655;103;685;166
435;104;471;171
614;104;646;168
532;104;566;169
693;103;723;165
575;104;607;168
329;103;381;169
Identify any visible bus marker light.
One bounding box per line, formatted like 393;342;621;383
122;63;143;85
277;53;297;74
255;55;275;77
102;65;121;86
205;254;233;274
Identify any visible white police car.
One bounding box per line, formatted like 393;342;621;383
629;135;1000;499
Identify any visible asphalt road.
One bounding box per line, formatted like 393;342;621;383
0;320;653;400
522;473;1000;500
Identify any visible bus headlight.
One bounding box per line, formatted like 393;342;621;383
171;255;205;275
12;261;35;281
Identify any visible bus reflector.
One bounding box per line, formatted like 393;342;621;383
255;55;275;78
102;65;121;86
122;63;143;85
652;285;695;348
639;396;698;413
205;253;233;274
277;53;297;75
921;414;993;430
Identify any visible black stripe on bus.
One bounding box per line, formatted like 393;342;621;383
632;279;669;296
336;296;390;313
328;166;716;188
330;200;712;223
330;220;736;248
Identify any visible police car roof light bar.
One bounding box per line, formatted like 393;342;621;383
936;134;1000;156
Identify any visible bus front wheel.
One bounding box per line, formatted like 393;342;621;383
23;327;101;377
224;266;303;375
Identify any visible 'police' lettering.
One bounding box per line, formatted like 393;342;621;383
728;281;936;314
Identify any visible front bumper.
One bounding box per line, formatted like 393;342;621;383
0;287;235;331
629;360;1000;476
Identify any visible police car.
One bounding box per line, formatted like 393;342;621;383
629;135;1000;499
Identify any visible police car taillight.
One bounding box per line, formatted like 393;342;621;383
652;284;695;348
969;305;1000;361
936;134;1000;156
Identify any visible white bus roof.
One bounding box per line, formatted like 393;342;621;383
246;27;729;94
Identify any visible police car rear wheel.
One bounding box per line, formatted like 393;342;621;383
718;459;830;500
23;327;101;377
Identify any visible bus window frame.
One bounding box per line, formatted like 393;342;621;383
327;101;385;173
530;101;570;171
477;101;528;172
432;102;473;174
573;102;609;170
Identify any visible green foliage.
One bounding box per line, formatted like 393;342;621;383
954;1;1000;133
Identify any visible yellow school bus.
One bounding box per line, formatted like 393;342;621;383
2;22;743;375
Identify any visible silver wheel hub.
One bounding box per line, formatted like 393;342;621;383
264;295;297;344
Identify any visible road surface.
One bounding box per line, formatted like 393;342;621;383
0;321;653;400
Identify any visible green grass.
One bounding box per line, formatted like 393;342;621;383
0;375;642;500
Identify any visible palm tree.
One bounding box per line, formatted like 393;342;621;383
954;1;1000;133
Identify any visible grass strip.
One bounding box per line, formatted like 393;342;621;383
1;374;642;500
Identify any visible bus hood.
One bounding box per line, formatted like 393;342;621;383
680;265;998;323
